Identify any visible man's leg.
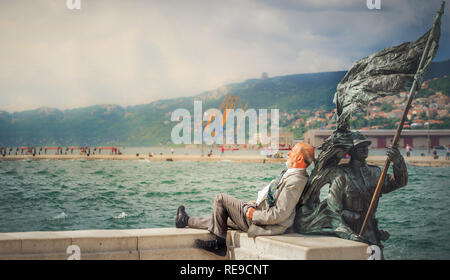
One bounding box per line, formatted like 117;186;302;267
207;193;250;239
176;207;246;231
187;216;243;231
176;193;250;256
175;193;250;256
193;193;250;257
187;217;211;229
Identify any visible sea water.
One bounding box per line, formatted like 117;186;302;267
0;159;449;259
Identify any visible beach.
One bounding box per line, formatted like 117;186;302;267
1;154;449;166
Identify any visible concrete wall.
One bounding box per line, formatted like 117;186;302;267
0;228;371;260
304;129;450;149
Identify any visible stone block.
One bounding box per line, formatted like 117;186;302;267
0;252;69;260
58;230;137;253
0;234;22;255
126;228;215;250
80;250;139;260
227;231;370;260
228;247;283;260
139;248;226;260
4;231;71;254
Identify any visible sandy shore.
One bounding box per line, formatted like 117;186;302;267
1;154;449;166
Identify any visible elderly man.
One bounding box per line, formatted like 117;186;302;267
174;142;314;256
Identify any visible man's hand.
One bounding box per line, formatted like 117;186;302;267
246;207;256;220
386;146;403;165
246;200;257;208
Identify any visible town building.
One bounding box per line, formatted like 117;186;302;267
251;130;294;148
304;129;450;149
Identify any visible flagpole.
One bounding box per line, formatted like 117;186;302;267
359;1;445;236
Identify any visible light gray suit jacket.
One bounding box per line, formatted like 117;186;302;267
247;168;309;237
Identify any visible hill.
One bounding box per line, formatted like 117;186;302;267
0;60;448;147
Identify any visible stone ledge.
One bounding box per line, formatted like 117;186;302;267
0;228;370;260
140;248;225;260
227;231;370;260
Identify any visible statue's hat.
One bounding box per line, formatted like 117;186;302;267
352;131;372;147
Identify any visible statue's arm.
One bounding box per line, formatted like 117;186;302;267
382;147;408;194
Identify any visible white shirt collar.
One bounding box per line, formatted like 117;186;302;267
284;168;306;176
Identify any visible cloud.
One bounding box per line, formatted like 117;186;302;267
0;0;448;112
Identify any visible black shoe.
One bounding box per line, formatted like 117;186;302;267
175;205;190;228
194;237;227;257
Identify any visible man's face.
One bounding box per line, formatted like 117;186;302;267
287;149;301;168
352;144;369;161
287;148;304;168
286;151;294;168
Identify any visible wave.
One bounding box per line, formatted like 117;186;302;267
111;210;146;220
54;169;68;175
144;189;201;198
172;190;201;195
161;179;176;184
4;169;18;175
114;212;127;219
144;191;168;198
53;212;67;219
261;176;275;181
185;198;209;203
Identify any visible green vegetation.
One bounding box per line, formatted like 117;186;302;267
350;117;398;130
380;103;394;112
417;76;450;98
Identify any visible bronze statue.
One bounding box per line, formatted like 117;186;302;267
325;133;407;247
294;132;407;248
294;3;444;255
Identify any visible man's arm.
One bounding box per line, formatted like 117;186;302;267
251;176;307;225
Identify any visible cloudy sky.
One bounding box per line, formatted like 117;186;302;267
0;0;448;112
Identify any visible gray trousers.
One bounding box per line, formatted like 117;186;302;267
187;193;251;239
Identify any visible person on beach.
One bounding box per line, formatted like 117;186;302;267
174;142;314;256
432;148;438;159
446;145;449;160
406;144;412;157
